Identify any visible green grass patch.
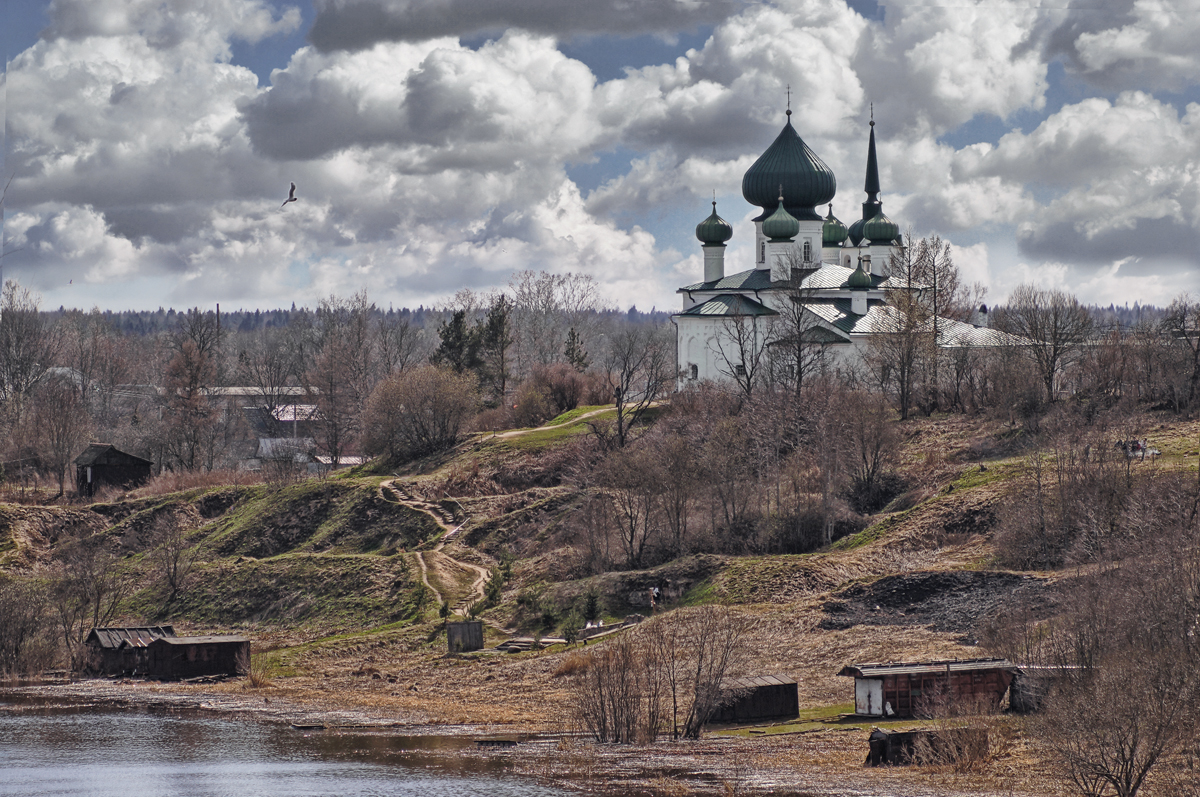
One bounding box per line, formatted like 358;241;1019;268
949;460;1021;491
546;405;609;426
162;552;417;628
829;513;906;551
199;479;439;558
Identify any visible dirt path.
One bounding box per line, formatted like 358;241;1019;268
379;479;491;617
488;406;614;439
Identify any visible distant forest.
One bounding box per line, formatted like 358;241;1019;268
41;303;674;337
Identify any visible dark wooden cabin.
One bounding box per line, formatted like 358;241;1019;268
84;626;176;675
838;659;1016;718
146;635;250;680
74;444;153;497
712;674;800;724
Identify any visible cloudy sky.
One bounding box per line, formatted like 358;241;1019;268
2;0;1198;312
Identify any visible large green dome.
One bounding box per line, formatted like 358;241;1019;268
695;201;733;245
823;205;848;245
847;217;866;246
762;196;801;241
742;112;836;222
863;211;899;243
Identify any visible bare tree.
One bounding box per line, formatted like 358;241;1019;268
50;535;129;670
376;312;423;377
598;445;659;569
1162;293;1200;412
865;289;933;420
237;324;300;425
771;256;829;396
593;323;672;449
34;377;92;496
995;285;1093;404
147;510;198;605
711;300;774;397
0;280;61;425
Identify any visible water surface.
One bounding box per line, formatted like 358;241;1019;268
0;699;566;797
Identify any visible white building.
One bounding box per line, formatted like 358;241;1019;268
674;111;1005;386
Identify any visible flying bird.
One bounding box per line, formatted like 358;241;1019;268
281;182;298;208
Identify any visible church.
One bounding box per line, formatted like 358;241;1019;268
674;109;1003;387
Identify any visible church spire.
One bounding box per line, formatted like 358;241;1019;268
861;111;882;222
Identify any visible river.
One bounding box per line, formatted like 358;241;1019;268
0;698;569;797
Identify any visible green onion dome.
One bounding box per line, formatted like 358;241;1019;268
846;217;866;246
762;193;801;241
742;111;836;222
863;211;899;243
823;204;848;245
847;260;873;289
695;200;733;245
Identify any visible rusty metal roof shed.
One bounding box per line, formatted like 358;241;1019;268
838;658;1015;678
86;626;176;649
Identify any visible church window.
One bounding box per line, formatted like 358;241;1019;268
688;363;698;380
760;242;766;263
803;239;812;262
735;364;747;377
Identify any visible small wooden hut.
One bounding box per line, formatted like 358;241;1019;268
712;674;800;724
74;444;153;497
146;635;250;680
84;626;176;675
447;620;484;653
837;659;1016;718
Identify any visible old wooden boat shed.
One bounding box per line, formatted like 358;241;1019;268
838;658;1016;718
84;626;176;676
74;444;153;497
712;674;800;724
146;635;250;680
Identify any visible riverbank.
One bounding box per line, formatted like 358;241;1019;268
2;678;1063;797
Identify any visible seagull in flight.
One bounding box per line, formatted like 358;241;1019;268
281;182;298;208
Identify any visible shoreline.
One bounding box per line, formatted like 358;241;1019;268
1;679;1056;797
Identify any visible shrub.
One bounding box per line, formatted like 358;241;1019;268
362;366;479;461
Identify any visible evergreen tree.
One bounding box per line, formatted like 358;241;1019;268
429;310;480;374
564;326;590;372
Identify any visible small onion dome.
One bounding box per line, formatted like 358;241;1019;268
847;260;873;289
695;201;733;245
823;205;848;245
846;217;866;246
762;193;800;241
863;210;899;243
742;112;837;222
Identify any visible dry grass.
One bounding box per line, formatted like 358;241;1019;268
127;469;263;499
237;648;275;689
551;650;589;678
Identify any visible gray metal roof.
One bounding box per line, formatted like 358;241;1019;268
86;626;176;649
678;294;777;318
679;268;776;293
804;301;1023;346
680;264;904;294
838;658;1015;678
723;674;797;689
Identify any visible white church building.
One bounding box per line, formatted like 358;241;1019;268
674;110;1004;386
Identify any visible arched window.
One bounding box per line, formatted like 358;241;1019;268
760;242;766;263
803;239;812;262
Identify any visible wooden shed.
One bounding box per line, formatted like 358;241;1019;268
84;626;176;676
712;674;800;724
447;620;484;653
74;444;153;497
146;635;250;680
837;659;1015;718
